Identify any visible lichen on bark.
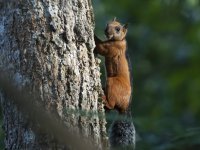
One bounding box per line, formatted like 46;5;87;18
0;0;108;149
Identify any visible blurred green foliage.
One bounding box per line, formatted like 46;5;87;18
93;0;200;149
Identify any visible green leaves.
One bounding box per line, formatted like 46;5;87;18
94;0;200;149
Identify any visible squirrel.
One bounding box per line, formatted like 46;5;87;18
94;17;131;113
94;18;136;149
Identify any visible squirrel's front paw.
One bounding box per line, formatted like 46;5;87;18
102;95;106;102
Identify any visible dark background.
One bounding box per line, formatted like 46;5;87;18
94;0;200;149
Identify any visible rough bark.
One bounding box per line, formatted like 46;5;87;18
0;0;107;149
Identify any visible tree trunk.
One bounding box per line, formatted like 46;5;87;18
0;0;107;149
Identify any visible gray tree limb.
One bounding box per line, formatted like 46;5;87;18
0;0;108;149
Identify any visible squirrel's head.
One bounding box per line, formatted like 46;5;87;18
105;17;128;41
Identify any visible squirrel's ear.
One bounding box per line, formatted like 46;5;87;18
123;23;128;29
113;17;117;21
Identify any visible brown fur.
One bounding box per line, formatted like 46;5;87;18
94;19;131;113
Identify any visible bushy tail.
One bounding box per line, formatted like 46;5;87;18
109;113;136;150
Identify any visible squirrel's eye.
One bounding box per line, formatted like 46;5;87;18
115;27;120;32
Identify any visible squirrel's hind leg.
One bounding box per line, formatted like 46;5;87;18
102;96;116;111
